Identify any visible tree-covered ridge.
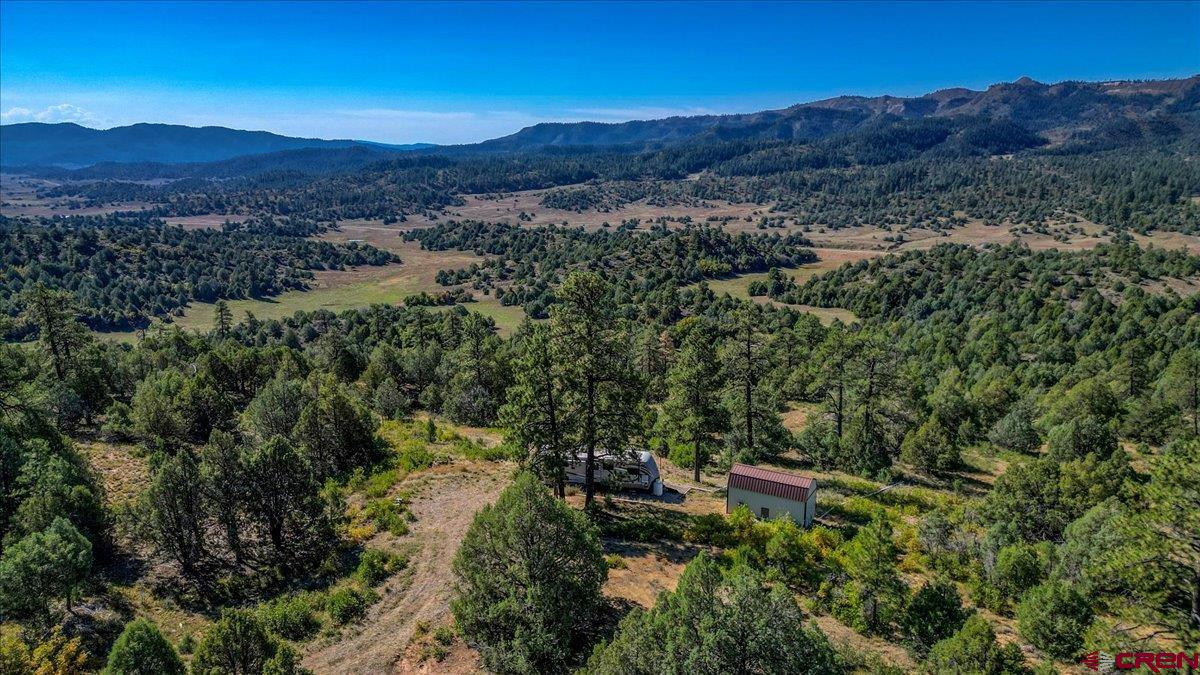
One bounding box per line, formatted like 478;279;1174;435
0;214;397;332
405;220;816;318
786;240;1200;321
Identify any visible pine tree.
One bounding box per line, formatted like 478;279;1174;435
1163;348;1200;438
724;305;765;453
500;323;570;496
213;300;233;339
20;284;91;382
452;472;606;673
143;449;208;576
662;323;727;482
813;322;856;439
553;272;642;506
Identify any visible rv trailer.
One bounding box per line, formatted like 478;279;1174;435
564;450;663;496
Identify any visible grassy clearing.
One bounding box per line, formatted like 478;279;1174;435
691;252;878;326
78;439;149;507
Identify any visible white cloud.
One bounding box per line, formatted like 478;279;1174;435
1;103;101;125
566;106;723;121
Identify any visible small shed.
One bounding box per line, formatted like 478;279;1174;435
726;463;817;527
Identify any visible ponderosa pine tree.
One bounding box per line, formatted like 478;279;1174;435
1163;348;1200;438
833;512;908;635
500;322;570;497
1102;439;1200;646
213;300;233;339
662;322;727;481
443;313;507;426
812;321;856;440
552;271;642;506
843;332;908;476
20;284;90;382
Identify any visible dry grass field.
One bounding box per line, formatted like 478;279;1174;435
0;173;152;217
402;190;767;232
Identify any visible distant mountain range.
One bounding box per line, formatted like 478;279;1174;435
2;76;1196;171
0;122;433;168
478;76;1199;150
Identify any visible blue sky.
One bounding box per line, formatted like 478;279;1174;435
1;1;1197;144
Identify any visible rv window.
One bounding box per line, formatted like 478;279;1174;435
760;507;769;518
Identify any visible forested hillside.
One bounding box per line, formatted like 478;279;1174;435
407;220;817;317
0;122;429;168
0;214;397;332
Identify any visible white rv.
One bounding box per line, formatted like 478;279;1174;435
564;450;663;496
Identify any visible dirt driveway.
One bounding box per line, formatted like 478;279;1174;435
304;462;511;674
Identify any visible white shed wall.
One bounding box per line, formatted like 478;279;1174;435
726;485;815;527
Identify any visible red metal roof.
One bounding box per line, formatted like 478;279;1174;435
727;463;816;502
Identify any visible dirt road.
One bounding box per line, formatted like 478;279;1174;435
304;462;510;674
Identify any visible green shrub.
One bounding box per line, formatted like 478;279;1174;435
988;400;1040;454
927;615;1029;674
326;586;377;625
604;554;628;569
992;543;1047;605
192;610;281;675
257;594;320;641
900;578;969;655
433;626;455;646
363;469;400;498
683;513;733;547
104;618;185;675
364;498;411;536
176;633;195;655
667;441;711;470
1016;581;1093;660
452;438;513;461
355;548;407;586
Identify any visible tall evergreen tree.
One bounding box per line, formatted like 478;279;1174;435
213;300;233;339
813;322;856;439
19;284;90;382
724;305;766;454
1163;348;1200;438
552;272;642;506
244;436;331;563
662;323;728;481
143;449;208;576
500;323;570;497
452;472;606;674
